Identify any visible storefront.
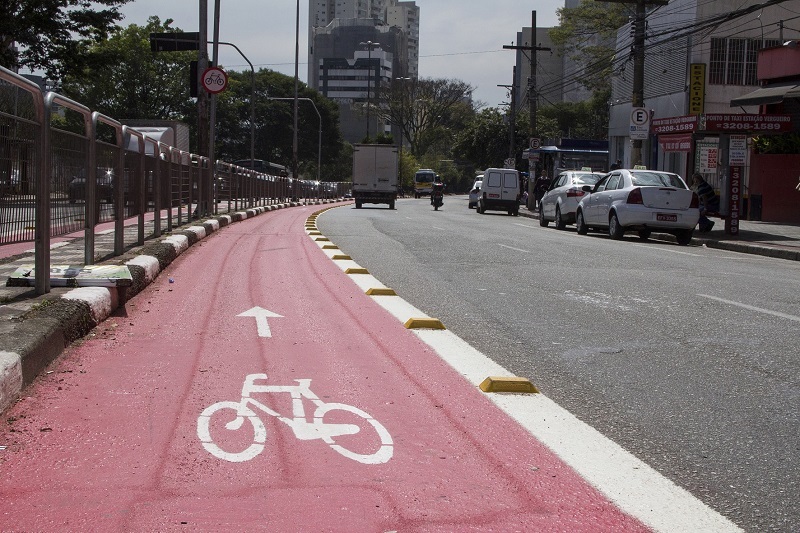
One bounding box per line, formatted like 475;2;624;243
652;113;793;233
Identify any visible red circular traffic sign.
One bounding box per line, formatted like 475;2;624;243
201;67;228;94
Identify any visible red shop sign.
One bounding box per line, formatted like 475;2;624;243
658;133;693;152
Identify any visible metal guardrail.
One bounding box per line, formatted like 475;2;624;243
0;65;351;295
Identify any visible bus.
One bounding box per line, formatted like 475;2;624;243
232;159;290;177
413;168;439;198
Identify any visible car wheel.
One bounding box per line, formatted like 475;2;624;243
355;201;362;209
576;210;588;235
675;229;693;246
609;212;625;240
638;229;651;240
555;206;566;230
539;211;549;227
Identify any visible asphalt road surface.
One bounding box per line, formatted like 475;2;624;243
318;196;800;533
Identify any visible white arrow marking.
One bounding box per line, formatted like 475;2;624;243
237;307;284;337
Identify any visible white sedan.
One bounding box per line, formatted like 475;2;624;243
539;171;604;229
575;169;700;245
468;179;482;209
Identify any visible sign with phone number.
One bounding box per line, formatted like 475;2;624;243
702;114;791;132
652;114;792;134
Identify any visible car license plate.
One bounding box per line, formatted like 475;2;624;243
657;213;677;222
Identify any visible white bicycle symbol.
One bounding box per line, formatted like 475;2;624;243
197;373;393;464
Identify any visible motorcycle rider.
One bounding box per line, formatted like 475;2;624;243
430;181;445;208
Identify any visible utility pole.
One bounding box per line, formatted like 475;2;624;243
631;0;646;166
198;0;209;159
498;68;517;164
503;11;550;139
603;0;667;166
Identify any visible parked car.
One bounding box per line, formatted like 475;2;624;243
539;170;604;229
68;168;115;203
468;178;482;209
575;169;700;245
476;168;520;216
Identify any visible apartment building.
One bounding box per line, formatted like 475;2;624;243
308;0;418;143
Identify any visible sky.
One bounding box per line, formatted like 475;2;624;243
117;0;565;109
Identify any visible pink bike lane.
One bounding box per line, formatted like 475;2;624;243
0;204;648;531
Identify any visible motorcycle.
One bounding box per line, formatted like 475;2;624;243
431;182;444;211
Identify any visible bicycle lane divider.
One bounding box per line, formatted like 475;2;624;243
308;206;743;533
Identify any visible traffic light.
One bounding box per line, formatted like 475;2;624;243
150;32;201;52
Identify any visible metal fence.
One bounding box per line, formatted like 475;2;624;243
0;65;351;294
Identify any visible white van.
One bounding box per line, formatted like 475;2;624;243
476;168;520;216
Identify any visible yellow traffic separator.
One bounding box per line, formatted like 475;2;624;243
308;231;322;235
479;376;539;394
322;244;339;249
366;287;397;296
315;237;330;241
331;254;352;260
404;317;446;330
345;267;369;274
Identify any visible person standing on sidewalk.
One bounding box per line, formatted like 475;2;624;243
534;169;551;211
692;172;719;233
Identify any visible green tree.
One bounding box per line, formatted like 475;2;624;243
213;69;346;181
376;77;475;157
1;0;132;81
451;108;529;171
549;1;627;94
60;18;195;121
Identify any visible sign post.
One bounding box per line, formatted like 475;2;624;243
629;107;650;141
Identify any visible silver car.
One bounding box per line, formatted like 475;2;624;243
575;169;700;245
539;171;604;229
468;178;482;209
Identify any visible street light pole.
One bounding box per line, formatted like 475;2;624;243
292;0;300;198
395;77;411;188
267;97;322;185
359;41;379;140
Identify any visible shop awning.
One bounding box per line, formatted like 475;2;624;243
730;84;800;107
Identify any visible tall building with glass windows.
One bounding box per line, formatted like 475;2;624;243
308;0;418;143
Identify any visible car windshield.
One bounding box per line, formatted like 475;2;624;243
574;173;602;185
630;172;686;189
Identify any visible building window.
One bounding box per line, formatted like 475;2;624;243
710;37;782;86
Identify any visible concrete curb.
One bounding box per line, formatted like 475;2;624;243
0;198;350;414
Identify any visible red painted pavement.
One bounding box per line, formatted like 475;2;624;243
0;205;649;531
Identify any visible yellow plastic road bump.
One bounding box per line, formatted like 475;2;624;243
315;237;330;241
322;244;339;250
331;254;352;260
308;231;322;235
366;288;397;296
404;317;446;330
479;376;539;394
345;267;369;274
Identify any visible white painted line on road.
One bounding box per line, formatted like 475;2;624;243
315;206;741;533
698;294;800;323
513;222;537;229
409;330;741;533
632;244;703;257
498;243;531;253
